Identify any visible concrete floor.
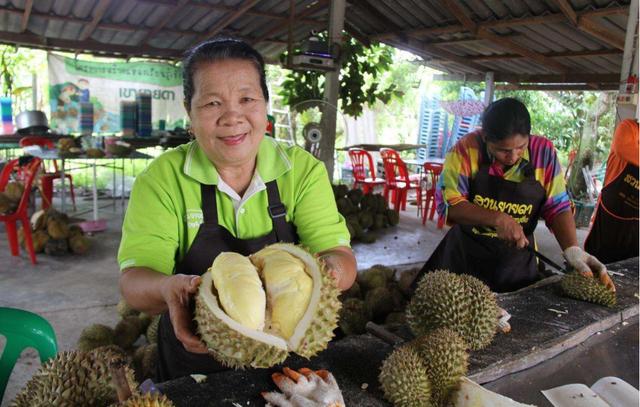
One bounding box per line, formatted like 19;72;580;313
0;194;588;406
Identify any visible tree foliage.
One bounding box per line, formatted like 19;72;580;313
279;33;402;117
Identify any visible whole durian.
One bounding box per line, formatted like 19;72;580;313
77;323;116;352
11;348;137;407
115;393;175;407
410;327;468;405
146;315;161;344
114;316;144;349
194;243;341;369
117;299;140;318
386;209;400;226
339;298;370;335
4;181;24;202
379;345;433;407
69;234;91;254
364;286;395;319
133;344;158;382
406;270;498;350
340;280;361;300
357;265;392;291
560;271;616;307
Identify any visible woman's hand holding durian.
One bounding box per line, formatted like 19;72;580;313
160;274;209;354
563;246;615;292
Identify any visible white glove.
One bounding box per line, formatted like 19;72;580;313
262;367;345;407
563;246;615;292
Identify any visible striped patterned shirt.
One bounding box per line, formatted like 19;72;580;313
436;130;571;226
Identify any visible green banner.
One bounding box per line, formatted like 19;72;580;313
63;58;182;86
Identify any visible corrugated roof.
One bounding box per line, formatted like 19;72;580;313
0;0;632;88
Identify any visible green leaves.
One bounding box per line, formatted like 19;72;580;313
279;33;399;117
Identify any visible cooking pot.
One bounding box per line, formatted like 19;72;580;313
15;110;49;135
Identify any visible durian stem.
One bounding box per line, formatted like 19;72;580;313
365;322;404;346
110;361;133;402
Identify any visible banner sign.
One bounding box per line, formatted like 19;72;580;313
48;53;185;134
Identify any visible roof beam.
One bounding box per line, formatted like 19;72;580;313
393;37;489;73
140;0;190;46
440;1;570;73
79;0;112;41
434;72;620;83
135;0;322;25
553;0;578;25
372;6;628;41
253;0;329;45
20;0;33;32
431;48;622;63
578;16;625;50
0;29;181;59
496;83;618;91
194;0;261;44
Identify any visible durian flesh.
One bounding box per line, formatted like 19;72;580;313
195;243;341;369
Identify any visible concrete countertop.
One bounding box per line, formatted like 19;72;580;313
158;257;638;407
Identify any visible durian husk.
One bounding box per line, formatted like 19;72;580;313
10;348;137;407
69;234;91;254
44;238;69;256
339;298;370;335
133;344;158;382
4;181;24;202
114;316;144;349
117;299;141;318
560;271;616;307
410;327;468;405
194;243;341;369
47;217;70;239
379;345;433;407
32;230;50;253
146;315;161;344
115;393;174;407
0;193;17;214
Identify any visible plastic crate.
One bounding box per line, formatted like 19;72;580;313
573;200;595;228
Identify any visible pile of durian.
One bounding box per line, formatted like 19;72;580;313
0;180;24;214
10;346;174;407
332;184;400;244
195;243;341;369
379;270;501;407
19;208;91;255
338;265;410;336
77;299;160;383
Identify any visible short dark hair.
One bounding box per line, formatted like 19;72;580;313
481;98;531;141
182;37;269;112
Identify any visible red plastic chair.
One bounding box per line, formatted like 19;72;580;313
19;136;76;211
348;148;385;194
420;162;444;228
0;157;42;264
380;148;421;212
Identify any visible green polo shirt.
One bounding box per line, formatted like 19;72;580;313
117;137;350;275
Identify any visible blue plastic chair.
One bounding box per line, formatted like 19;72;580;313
416;95;449;160
0;307;58;403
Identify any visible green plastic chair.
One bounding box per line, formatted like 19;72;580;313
0;307;58;403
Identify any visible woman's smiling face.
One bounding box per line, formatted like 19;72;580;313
188;59;268;169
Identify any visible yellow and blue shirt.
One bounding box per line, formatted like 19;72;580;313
118;137;350;275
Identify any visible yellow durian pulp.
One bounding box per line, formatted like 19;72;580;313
211;252;266;330
251;247;313;339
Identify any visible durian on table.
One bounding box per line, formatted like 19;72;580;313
195;243;341;369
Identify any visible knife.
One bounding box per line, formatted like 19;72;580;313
527;246;568;275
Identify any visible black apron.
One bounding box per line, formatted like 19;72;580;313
584;162;639;263
419;143;546;293
156;181;299;381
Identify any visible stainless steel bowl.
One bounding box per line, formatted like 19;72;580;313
15;110;49;135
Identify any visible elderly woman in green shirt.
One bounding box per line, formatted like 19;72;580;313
117;38;356;381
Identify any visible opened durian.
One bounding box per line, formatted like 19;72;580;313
195;243;341;369
560;271;616;307
379;345;433;407
406;270;499;350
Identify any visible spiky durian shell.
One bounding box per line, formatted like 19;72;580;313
365;286;395;319
410;327;468;406
459;274;499;350
114;317;143;349
339;298;370;335
560;271;616;307
115;393;175;407
77;323;115;352
195;243;341;369
406;270;498;351
357;266;390;291
146;315;161;344
117;299;140;318
379;345;433;407
11;348;137;407
133;344;158;382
